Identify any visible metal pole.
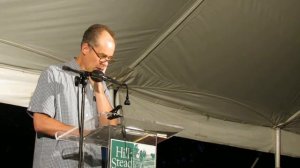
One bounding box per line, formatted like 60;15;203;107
275;127;280;168
250;156;259;168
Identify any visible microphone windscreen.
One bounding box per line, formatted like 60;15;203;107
90;70;104;82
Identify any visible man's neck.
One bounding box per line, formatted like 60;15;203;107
75;54;86;71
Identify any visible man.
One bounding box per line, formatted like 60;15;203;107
28;24;118;167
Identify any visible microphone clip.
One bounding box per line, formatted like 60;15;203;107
107;105;123;120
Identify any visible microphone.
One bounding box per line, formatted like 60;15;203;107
123;84;130;105
107;105;123;120
90;70;123;86
110;105;122;113
90;70;104;82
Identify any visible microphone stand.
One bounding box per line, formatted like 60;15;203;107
62;66;130;168
62;66;88;168
75;72;88;168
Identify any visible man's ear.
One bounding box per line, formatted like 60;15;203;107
81;43;90;55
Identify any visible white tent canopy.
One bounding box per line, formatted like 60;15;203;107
1;0;300;159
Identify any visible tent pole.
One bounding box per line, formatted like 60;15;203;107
275;127;281;168
274;110;300;167
250;156;259;168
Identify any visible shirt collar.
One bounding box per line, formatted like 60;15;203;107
66;57;81;71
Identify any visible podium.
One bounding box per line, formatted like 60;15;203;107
55;115;183;168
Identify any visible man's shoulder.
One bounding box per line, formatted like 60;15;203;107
42;64;63;74
48;64;62;70
39;61;72;79
39;60;75;79
44;60;74;73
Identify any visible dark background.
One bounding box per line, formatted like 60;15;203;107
1;103;299;168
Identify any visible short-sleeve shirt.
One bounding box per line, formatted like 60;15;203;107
28;59;109;168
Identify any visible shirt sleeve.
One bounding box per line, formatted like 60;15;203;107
27;67;56;118
103;81;113;107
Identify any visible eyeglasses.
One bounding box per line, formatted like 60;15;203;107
90;46;114;62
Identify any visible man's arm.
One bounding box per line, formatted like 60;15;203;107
93;82;119;126
33;113;74;137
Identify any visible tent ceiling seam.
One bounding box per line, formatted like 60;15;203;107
0;38;65;62
0;63;41;74
277;110;300;128
127;0;205;70
275;91;300;128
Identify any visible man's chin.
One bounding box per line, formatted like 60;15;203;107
98;67;107;73
96;68;104;72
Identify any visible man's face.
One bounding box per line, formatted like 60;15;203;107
83;31;115;73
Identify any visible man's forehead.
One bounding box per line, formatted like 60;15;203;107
107;41;114;48
95;32;115;46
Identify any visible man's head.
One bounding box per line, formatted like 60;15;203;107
78;24;116;73
81;24;115;47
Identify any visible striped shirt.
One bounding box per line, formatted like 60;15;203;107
28;59;109;168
